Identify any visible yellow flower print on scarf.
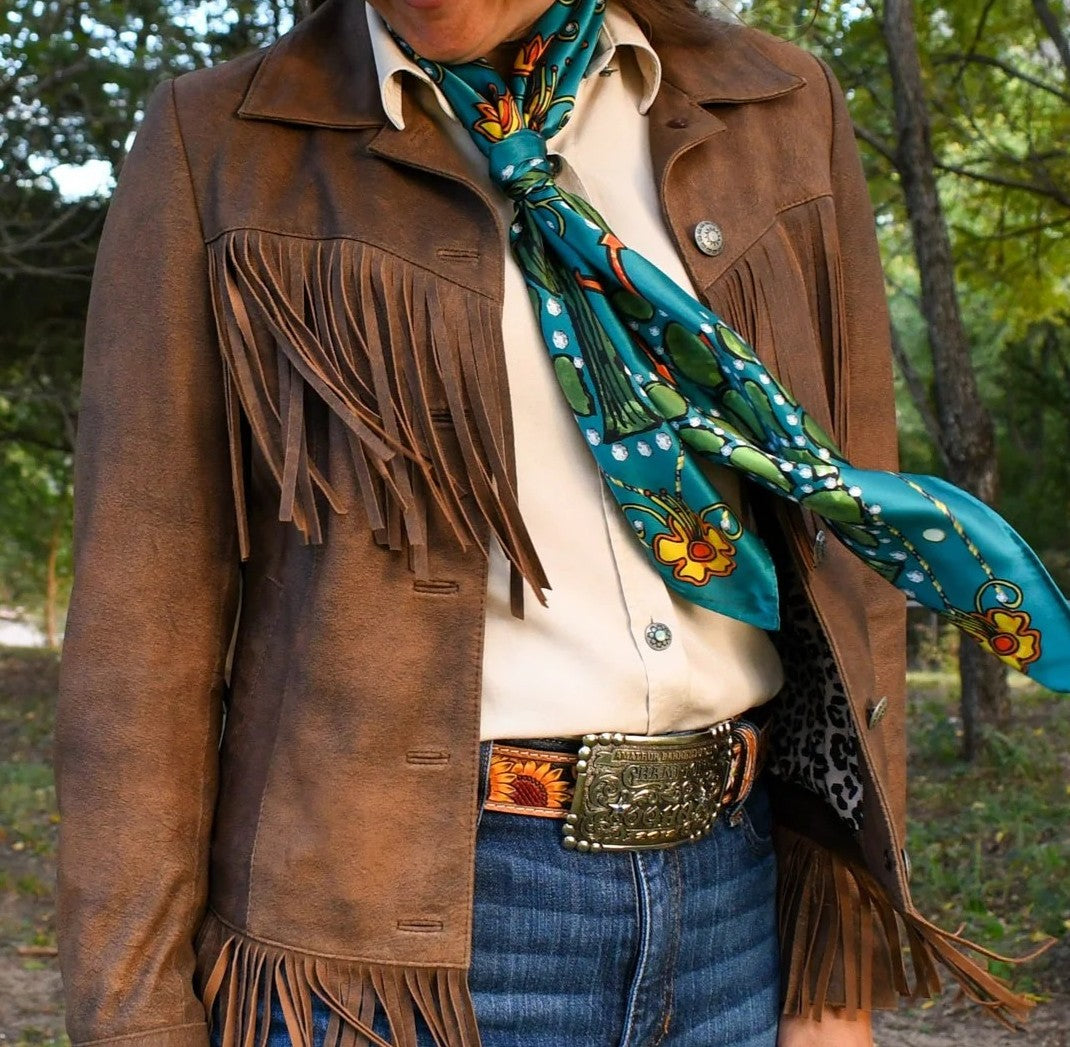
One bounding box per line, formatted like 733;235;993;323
967;608;1041;672
473;86;523;141
514;34;552;76
653;512;737;586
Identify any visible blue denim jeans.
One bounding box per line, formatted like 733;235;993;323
212;740;780;1046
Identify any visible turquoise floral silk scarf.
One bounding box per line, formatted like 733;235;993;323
392;0;1070;690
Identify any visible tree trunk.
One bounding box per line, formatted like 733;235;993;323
1032;0;1070;81
45;517;60;650
881;0;1009;758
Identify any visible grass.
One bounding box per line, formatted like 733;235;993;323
0;647;64;1045
905;673;1070;993
1;763;59;859
0;649;59;866
11;1034;69;1047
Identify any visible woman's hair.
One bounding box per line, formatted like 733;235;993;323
304;0;725;45
604;0;725;43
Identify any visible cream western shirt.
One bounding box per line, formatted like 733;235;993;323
367;3;784;740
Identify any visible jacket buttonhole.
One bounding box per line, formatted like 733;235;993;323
413;579;459;595
397;918;444;933
435;247;480;262
405;749;451;766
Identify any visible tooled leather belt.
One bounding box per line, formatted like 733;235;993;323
485;718;770;853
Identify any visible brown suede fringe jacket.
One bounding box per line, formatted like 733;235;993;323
55;0;1033;1044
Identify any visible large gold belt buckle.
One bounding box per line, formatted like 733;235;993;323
561;724;733;853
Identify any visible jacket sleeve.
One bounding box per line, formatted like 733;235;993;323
55;78;240;1047
775;56;909;1019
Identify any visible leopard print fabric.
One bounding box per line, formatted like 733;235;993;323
767;576;865;831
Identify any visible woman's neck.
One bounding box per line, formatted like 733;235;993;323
483;37;522;78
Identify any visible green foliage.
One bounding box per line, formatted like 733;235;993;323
906;676;1070;987
1;0;301;179
0;239;82;614
741;0;1070;597
0;448;72;618
994;318;1070;591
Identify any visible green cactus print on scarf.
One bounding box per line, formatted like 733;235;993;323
391;0;1070;690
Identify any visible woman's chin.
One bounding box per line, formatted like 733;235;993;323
369;0;546;64
390;21;485;62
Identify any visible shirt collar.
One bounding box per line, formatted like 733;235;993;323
366;2;663;131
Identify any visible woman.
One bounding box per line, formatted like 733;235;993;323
55;0;1045;1045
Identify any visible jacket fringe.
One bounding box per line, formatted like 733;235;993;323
776;826;1042;1028
207;229;547;607
195;911;480;1047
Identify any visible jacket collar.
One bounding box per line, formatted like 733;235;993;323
237;0;805;129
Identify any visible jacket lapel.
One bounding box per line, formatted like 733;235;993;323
657;28;806;106
649;29;807;295
365;107;505;240
236;0;383;128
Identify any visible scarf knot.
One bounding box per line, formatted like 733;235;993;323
488;131;552;198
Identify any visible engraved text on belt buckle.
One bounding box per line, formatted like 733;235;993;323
561;724;733;853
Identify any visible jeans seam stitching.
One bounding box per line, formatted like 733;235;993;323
647;852;682;1047
619;854;653;1047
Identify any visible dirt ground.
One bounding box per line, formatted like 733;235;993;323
873;994;1070;1047
0;955;63;1044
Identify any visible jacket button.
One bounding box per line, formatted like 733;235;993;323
693;220;725;257
813;528;827;564
867;696;889;729
644;622;672;651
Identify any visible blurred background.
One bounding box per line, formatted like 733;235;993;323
1;0;1068;1042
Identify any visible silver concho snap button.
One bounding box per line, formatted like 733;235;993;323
644;622;673;651
867;696;889;729
693;220;725;257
